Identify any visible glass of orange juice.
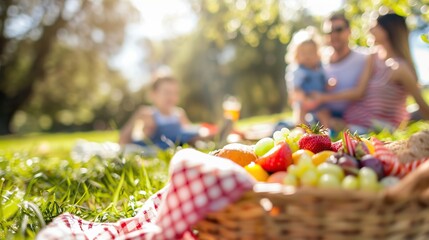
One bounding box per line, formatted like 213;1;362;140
223;96;241;121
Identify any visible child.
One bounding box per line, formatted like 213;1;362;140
119;72;202;150
285;27;331;126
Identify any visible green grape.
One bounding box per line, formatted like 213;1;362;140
295;159;316;178
342;175;359;190
289;129;303;142
283;174;298;187
318;174;341;188
298;155;313;165
359;178;380;192
380;176;400;188
358;167;378;182
295;165;312;178
254;137;275;157
317;163;345;180
285;138;299;153
287;164;298;176
300;169;319;186
273;128;291;144
273;131;286;144
280;127;291;136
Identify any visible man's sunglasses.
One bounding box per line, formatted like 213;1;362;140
324;26;348;34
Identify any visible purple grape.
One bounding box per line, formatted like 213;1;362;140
327;152;359;175
337;154;359;176
327;152;342;164
360;155;384;180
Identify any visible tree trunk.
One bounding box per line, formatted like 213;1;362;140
0;92;20;134
0;1;70;135
0;112;14;135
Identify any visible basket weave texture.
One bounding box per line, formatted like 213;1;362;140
195;163;429;240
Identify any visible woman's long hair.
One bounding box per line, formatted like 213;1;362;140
377;13;417;79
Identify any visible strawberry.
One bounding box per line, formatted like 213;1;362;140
298;123;332;154
331;140;343;152
256;142;292;172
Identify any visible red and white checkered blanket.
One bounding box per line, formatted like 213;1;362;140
37;141;428;240
37;149;255;240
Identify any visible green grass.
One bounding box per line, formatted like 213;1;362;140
0;131;175;239
235;112;292;129
0;116;429;239
0;131;118;152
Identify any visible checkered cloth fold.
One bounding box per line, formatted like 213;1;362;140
37;149;255;240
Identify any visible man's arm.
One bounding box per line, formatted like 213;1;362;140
319;54;374;103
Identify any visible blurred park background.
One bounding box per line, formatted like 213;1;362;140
1;0;429;135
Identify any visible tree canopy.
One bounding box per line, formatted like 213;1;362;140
161;0;429;122
0;0;138;134
1;0;428;134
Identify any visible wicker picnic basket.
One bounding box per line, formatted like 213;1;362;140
195;159;429;240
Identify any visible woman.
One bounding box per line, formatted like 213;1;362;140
119;73;202;149
313;12;429;133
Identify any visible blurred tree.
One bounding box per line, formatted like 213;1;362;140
161;0;428;123
343;0;429;46
0;0;138;134
162;0;319;122
16;43;135;133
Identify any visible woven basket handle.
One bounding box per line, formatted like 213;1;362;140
385;160;429;200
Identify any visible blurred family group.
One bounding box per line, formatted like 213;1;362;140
285;12;429;134
119;12;429;151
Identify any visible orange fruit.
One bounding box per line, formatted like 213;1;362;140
244;162;269;182
292;149;314;164
312;150;335;166
215;143;257;167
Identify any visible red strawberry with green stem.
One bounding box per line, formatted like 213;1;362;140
298;123;332;154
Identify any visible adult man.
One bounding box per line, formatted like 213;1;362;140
322;13;367;118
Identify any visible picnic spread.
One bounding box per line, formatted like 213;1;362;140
37;129;429;239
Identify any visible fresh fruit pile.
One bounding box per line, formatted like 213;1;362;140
215;124;406;192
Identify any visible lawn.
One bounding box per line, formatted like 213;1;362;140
0;131;172;239
0;114;428;239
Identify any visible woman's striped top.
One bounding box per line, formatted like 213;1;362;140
344;56;410;130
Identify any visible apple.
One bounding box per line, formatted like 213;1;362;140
256;142;293;173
